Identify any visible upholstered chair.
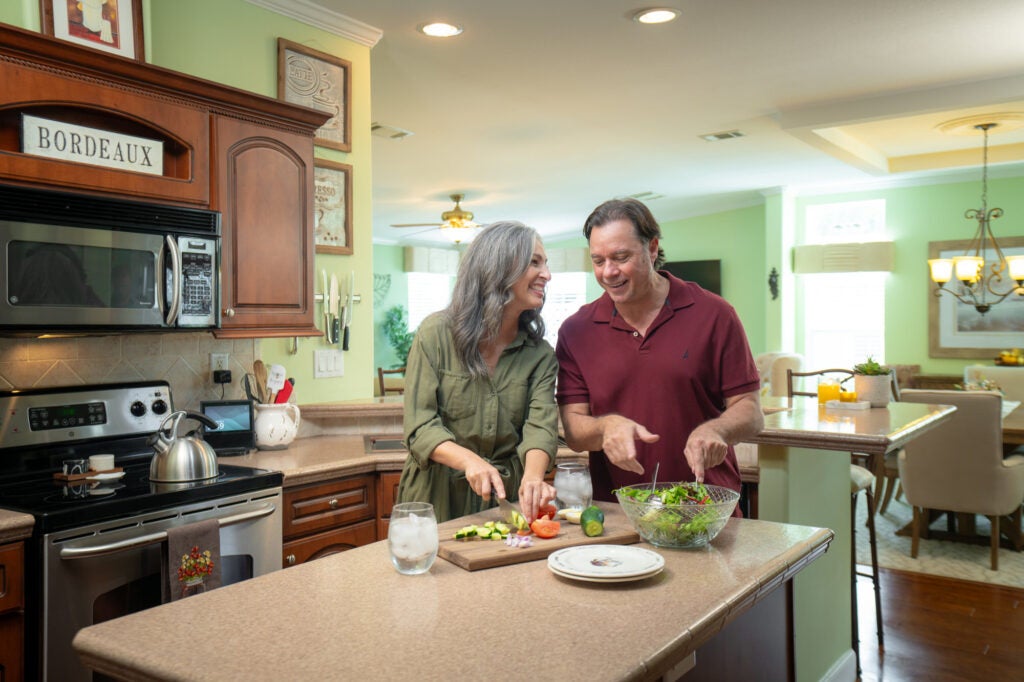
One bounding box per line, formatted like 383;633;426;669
898;389;1024;570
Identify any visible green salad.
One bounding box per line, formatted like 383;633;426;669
615;482;727;547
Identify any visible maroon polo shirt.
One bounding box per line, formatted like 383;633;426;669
555;272;760;502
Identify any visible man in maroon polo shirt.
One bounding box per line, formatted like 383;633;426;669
555;199;763;506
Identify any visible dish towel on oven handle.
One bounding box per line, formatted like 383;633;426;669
162;518;222;602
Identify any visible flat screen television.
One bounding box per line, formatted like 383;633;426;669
663;259;722;295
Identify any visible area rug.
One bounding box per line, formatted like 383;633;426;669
854;497;1024;588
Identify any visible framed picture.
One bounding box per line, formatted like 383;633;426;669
313;158;353;255
40;0;144;61
278;38;352;153
928;237;1024;358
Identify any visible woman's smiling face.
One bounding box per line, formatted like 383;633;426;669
509;239;550;312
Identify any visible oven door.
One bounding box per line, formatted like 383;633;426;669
0;220;167;328
39;489;282;682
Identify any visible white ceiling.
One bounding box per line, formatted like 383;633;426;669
303;0;1024;246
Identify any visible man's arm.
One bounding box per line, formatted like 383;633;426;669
559;402;656;475
684;390;764;482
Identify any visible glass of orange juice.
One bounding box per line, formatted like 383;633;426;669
817;378;841;404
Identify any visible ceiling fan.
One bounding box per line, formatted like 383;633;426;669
391;193;481;242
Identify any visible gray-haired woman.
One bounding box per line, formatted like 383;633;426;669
397;221;559;523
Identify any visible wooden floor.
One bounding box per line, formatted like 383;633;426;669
855;567;1024;681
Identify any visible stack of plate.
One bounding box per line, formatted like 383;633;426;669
547;544;664;583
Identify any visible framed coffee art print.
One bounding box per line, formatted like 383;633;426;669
41;0;145;61
278;38;352;153
313;158;353;255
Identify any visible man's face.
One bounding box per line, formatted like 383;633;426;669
588;219;658;304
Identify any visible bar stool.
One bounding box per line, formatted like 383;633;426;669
850;463;884;676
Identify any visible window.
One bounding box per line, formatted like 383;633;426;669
542;272;588;348
406;272;452;330
800;200;887;374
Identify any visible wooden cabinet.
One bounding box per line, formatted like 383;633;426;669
376;471;402;538
0;541;24;682
213;115;318;337
282;475;377;568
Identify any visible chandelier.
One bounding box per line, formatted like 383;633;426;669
927;122;1024;314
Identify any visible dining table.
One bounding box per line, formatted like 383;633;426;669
1003;402;1024;450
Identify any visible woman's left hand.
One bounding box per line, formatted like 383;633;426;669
518;476;557;523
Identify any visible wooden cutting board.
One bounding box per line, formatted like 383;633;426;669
436;502;639;571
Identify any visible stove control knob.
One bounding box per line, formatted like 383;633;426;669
152;399;168;415
130;401;147;417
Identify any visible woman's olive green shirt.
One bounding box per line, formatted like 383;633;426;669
397;312;559;523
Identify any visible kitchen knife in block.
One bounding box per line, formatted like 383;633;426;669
328;274;340;344
342;271;354;351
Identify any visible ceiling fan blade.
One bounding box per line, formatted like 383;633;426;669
390;222;443;228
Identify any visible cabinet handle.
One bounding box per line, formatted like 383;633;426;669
223;308;235;318
328;498;339;509
286;554;296;565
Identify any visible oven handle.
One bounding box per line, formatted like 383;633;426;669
59;502;277;560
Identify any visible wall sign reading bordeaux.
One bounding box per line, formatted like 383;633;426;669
21;114;163;175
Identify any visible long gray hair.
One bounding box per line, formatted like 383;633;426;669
446;221;546;378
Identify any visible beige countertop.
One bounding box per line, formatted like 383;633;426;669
0;508;34;543
748;400;956;455
73;503;833;681
223;434;586;489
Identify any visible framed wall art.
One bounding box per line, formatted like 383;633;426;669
928;236;1024;358
313;158;353;255
278;38;352;153
41;0;144;61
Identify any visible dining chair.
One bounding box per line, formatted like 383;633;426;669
786;367;883;674
377;367;406;396
897;389;1024;570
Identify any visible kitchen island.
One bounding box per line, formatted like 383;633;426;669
747;400;956;681
73;504;832;681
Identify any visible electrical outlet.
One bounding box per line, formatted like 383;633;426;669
210;353;230;372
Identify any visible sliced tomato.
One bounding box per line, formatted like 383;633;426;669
537;503;558;520
516;528;533;537
530;517;561;539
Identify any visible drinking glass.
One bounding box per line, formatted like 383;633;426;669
554;462;593;510
387;502;438;575
817;378;840;404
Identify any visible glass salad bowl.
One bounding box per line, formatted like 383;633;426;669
615;482;739;549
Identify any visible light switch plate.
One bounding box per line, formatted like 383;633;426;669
314;349;344;378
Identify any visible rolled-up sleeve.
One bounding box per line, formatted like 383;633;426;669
403;324;455;469
516;348;559;469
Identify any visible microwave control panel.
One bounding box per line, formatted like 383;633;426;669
177;237;217;327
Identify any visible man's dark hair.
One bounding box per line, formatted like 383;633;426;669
582;198;665;269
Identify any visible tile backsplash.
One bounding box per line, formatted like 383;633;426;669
0;333;257;411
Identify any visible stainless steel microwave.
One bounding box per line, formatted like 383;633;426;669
0;184;220;332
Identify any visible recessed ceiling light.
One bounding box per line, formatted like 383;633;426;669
418;22;463;38
632;8;681;24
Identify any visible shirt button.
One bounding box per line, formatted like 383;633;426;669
633;331;639;337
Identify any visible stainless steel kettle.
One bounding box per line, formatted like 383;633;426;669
148;411;221;482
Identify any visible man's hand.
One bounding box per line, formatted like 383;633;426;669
683;423;729;483
601;414;659;475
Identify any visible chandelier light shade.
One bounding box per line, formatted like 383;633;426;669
927;122;1024;314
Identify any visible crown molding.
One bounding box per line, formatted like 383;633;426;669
244;0;383;47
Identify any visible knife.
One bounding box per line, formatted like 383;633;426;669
321;270;330;342
328;274;340;345
342;271;354;351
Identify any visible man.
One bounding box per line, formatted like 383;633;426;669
555;198;763;503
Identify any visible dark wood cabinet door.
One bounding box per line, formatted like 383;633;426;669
282;520;377;567
0;542;24;682
283;475;377;540
213;115;318;338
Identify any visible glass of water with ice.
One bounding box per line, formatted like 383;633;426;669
554;462;593;510
388;502;439;575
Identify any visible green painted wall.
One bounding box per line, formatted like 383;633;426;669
145;0;375;402
372;244;410;373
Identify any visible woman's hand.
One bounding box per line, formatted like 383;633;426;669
464;456;506;501
518;475;557;523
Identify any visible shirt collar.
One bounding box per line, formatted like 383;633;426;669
593;270;694;322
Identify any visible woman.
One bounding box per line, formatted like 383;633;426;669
397;221;559;524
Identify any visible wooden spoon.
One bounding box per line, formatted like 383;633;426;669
253;360;269;403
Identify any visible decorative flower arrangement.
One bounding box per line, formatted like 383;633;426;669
178;545;214;586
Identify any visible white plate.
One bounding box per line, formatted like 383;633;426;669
86;471;125;481
548;563;663;583
547;544;665;579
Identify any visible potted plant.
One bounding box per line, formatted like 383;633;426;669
382;305;415;368
853;356;892;407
